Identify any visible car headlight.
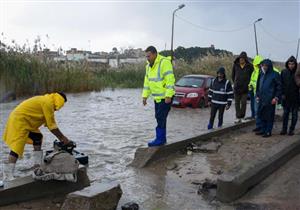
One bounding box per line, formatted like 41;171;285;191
186;93;198;98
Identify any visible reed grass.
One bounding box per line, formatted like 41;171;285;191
2;49;283;97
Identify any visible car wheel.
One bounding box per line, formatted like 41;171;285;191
198;98;205;108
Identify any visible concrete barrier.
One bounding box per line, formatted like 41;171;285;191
130;120;255;168
217;138;300;202
61;181;122;210
0;166;90;206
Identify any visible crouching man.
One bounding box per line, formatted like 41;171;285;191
2;92;72;181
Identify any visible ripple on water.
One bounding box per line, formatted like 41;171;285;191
0;89;249;209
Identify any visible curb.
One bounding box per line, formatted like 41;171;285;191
130;120;255;168
216;137;300;202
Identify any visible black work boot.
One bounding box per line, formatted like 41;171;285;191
280;130;287;135
288;130;295;136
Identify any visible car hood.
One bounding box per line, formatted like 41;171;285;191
175;86;203;93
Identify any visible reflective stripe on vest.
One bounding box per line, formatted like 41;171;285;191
166;85;174;89
147;59;166;82
163;70;173;77
152;93;165;97
225;80;229;92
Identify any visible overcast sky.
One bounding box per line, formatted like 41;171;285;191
0;0;299;61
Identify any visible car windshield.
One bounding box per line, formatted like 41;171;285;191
176;77;205;88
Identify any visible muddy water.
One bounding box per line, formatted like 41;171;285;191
0;89;249;209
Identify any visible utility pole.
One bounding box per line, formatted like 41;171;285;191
171;4;185;61
296;38;300;60
253;18;263;55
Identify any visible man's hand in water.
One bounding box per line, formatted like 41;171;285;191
51;128;71;145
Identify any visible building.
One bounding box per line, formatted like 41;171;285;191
37;48;59;60
46;47;146;68
66;48;91;61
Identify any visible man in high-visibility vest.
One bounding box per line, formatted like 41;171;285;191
249;55;263;132
142;46;175;147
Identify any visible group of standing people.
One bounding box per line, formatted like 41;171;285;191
141;46;300;146
142;45;299;150
208;51;299;138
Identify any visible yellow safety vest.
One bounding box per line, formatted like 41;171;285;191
142;54;175;102
249;55;263;93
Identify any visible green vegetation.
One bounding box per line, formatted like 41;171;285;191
0;50;146;97
161;46;233;63
2;44;284;98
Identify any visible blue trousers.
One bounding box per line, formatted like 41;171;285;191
249;90;255;118
282;106;298;132
155;100;171;129
259;105;275;134
254;94;262;128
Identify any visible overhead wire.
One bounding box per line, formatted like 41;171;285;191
176;14;298;44
175;14;252;32
258;24;298;44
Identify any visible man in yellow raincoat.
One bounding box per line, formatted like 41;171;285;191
142;46;175;147
2;92;71;181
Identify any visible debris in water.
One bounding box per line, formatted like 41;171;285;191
166;162;178;170
121;202;139;210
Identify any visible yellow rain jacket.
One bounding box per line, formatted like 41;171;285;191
2;93;65;156
273;67;280;73
142;54;175;102
249;55;263;94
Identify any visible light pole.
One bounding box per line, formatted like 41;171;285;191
296;38;300;60
253;18;262;55
171;4;185;61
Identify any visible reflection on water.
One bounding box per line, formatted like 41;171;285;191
0;89;246;209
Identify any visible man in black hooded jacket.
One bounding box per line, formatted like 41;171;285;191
232;52;254;123
280;56;299;136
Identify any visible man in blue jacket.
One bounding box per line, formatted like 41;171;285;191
256;59;282;137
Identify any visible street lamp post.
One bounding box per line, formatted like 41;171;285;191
171;4;185;61
296;38;300;60
253;18;262;55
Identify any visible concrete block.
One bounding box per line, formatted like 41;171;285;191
61;182;122;210
217;139;300;202
130;120;255;168
0;166;90;206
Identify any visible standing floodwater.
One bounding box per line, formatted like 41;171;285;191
0;89;244;209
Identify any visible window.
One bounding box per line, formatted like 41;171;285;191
206;78;213;88
176;77;205;88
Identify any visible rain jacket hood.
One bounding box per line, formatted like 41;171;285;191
285;56;298;71
234;51;251;65
253;55;264;69
50;93;65;111
249;55;264;93
261;59;274;73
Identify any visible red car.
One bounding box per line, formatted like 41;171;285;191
172;74;214;108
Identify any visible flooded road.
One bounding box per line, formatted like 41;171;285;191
0;89;248;210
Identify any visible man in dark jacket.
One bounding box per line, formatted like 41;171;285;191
280;56;299;135
256;59;281;137
232;52;254;123
207;67;234;129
